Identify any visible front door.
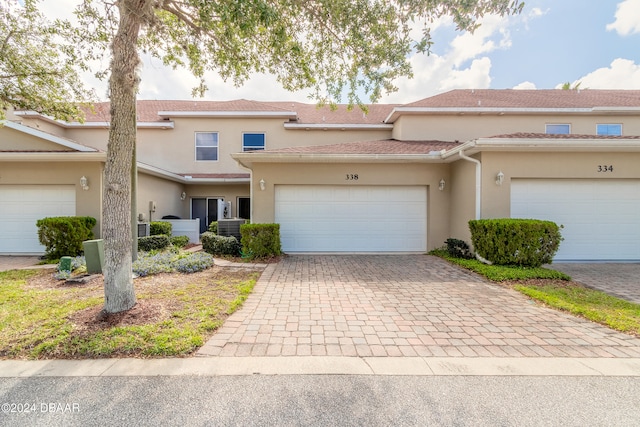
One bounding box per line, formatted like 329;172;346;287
192;198;220;233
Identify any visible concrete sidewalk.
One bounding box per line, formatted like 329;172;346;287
2;356;640;377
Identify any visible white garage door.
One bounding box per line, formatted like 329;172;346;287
511;179;640;261
275;185;427;252
0;185;76;254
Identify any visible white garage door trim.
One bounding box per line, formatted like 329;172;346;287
511;179;640;261
275;185;427;253
0;185;76;254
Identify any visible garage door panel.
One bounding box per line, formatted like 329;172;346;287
511;179;640;261
0;185;76;254
276;185;427;252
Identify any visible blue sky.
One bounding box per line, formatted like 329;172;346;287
39;0;640;104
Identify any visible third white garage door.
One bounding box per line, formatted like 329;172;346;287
511;179;640;261
275;185;427;252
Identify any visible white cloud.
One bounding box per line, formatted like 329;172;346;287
513;81;537;90
567;58;640;89
607;0;640;36
380;14;516;103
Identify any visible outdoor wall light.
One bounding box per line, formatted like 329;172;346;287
180;191;187;201
438;179;446;191
80;176;89;191
259;179;266;191
496;171;505;186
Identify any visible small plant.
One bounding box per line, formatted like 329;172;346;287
174;252;215;273
53;270;72;280
150;221;172;236
240;223;282;260
132;252;175;277
170;235;190;248
138;235;171;251
201;232;241;256
36;216;96;260
445;238;473;259
208;221;218;234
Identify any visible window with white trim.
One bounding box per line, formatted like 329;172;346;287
195;132;218;161
545;124;570;135
596;124;622;136
242;133;265;151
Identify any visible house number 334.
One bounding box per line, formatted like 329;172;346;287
597;165;614;172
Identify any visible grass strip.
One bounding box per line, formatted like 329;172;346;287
515;283;640;336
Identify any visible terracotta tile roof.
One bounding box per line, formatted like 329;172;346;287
269;102;396;124
79;89;640;125
179;173;250;179
82;100;396;124
261;139;460;154
83;99;296;122
404;89;640;108
487;132;640;139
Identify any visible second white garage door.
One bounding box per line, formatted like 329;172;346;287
275;185;427;252
0;185;76;254
511;179;640;261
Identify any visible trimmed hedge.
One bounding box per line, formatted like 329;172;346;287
201;232;241;256
138;235;171;252
469;218;563;267
150;221;172;236
240;223;282;260
36;216;96;260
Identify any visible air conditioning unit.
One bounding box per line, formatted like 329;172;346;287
217;200;232;219
137;222;150;237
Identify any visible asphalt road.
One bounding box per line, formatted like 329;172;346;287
1;375;639;426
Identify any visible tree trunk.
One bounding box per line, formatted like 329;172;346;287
102;1;145;314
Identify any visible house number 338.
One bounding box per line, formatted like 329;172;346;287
346;174;359;180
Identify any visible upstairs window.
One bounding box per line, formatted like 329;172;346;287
597;124;622;136
243;133;265;151
195;132;218;161
545;124;570;135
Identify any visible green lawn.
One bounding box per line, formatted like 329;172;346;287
0;267;259;359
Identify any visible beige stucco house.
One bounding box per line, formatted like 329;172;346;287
2;89;639;261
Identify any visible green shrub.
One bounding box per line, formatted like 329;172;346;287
173;252;215;273
201;232;241;256
170;235;190;248
36;216;96;260
469;218;563;268
150;221;172;236
240;223;282;260
208;221;218;234
445;238;473;259
138;235;171;252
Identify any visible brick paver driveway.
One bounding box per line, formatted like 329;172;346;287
198;255;640;358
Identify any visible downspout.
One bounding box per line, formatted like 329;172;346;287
458;147;481;220
458;145;493;264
